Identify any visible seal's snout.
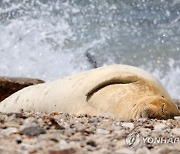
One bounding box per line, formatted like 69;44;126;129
139;97;180;120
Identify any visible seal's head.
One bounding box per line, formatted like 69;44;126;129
134;96;180;120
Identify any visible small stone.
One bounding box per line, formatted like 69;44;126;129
20;126;46;136
23;117;36;126
96;129;110;135
174;116;180;120
2;127;18;136
59;140;69;150
16;139;22;144
50;138;59;143
172;128;180;136
1;122;20;128
86;140;97;147
121;122;134;130
154;123;167;131
139;127;151;136
115;121;121;126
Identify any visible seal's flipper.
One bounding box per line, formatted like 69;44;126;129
85;72;138;101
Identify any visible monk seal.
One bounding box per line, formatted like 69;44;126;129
0;65;179;120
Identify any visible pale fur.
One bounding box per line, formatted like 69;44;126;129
0;65;179;120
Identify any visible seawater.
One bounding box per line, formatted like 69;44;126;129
0;0;180;99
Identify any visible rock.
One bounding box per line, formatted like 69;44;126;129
0;76;44;102
86;140;97;147
20;126;46;136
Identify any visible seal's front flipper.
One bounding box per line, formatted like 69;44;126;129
86;72;138;101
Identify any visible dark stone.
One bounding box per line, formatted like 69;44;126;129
16;139;22;144
50;138;59;143
20;126;46;136
86;140;97;147
0;76;44;102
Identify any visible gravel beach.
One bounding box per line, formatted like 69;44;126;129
0;111;179;154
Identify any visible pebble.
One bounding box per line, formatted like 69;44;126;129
139;127;151;136
174;116;180;120
59;140;69;150
86;140;97;147
121;122;134;130
154;123;167;131
20;126;46;136
96;129;110;135
172;128;180;136
1;127;18;136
